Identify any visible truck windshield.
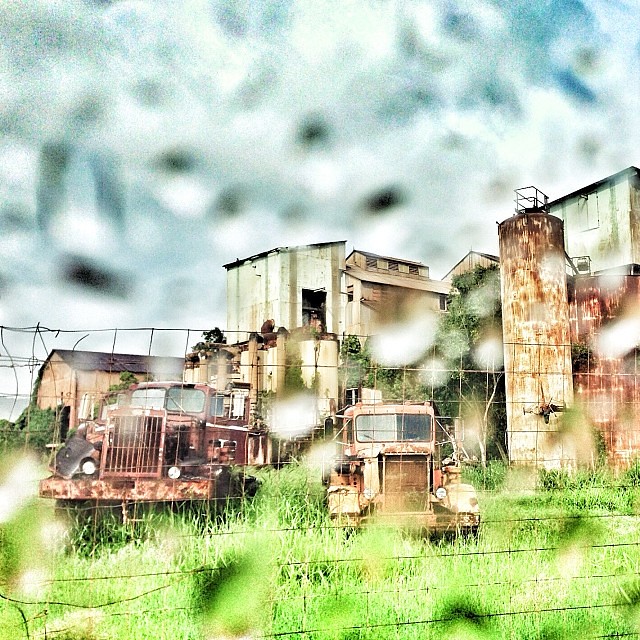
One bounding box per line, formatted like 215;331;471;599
129;387;206;413
166;387;206;413
130;388;165;409
355;413;432;442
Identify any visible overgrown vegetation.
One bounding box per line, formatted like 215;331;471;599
107;370;140;393
282;340;308;396
435;264;507;464
1;374;58;455
339;334;430;402
338;265;507;466
190;327;227;353
3;462;640;639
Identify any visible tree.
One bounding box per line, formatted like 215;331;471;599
202;328;226;345
108;371;139;393
339;335;430;404
191;328;227;352
435;264;507;464
339;335;369;392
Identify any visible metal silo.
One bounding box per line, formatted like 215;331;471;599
498;188;574;468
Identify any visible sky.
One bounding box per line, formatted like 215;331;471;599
0;0;639;418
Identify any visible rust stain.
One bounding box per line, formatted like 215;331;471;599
498;212;574;467
570;274;640;466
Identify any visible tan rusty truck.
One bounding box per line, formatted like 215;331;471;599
39;381;269;515
325;401;480;534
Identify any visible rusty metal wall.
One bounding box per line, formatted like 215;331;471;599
570;275;640;467
499;212;575;468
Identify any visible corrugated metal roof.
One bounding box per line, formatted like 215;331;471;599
42;350;185;376
345;265;450;294
346;248;428;268
548;166;640;206
442;251;499;281
223;240;346;269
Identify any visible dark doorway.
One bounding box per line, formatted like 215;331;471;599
302;288;326;331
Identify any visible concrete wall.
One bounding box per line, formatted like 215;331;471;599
229;333;339;421
551;173;635;273
226;242;345;343
298;336;339;414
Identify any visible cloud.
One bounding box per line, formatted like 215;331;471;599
0;0;638;411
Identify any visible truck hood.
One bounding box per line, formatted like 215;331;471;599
351;443;433;457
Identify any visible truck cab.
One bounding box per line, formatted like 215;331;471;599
325;402;480;534
39;382;269;506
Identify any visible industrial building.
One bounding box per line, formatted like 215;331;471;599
343;249;450;339
500;168;640;468
192;242;452;423
224;241;345;344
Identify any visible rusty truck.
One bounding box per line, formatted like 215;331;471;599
39;381;270;515
324;401;480;534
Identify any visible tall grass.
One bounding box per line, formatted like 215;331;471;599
2;462;640;639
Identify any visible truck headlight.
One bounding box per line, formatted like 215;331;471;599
435;486;447;500
363;488;376;499
168;466;181;479
81;459;97;476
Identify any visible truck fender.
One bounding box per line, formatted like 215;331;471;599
327;486;361;517
444;482;480;515
53;436;97;479
362;458;379;500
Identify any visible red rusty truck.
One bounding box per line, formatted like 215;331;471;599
39;381;270;514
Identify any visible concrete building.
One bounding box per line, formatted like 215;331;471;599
549;166;640;275
495;171;640;468
344;249;450;339
547;167;640;466
185;330;340;427
224;241;345;344
498;198;574;469
220;242;452;424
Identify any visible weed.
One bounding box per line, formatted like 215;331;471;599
2;463;639;639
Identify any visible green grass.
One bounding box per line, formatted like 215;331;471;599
2;462;640;639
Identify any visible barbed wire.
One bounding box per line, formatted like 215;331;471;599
2;535;639;592
0;325;638;638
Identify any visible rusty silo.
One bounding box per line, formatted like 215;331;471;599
498;188;574;468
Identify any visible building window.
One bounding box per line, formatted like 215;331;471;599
398;263;409;274
579;191;600;231
345;388;360;405
346;284;353;303
376;259;388;270
302;288;327;331
439;294;448;311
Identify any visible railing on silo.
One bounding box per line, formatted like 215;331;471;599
514;186;549;214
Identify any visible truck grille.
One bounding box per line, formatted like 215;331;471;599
383;455;430;512
101;411;165;478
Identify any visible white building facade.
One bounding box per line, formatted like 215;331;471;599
225;241;346;343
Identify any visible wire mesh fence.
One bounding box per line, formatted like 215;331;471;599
1;325;640;639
